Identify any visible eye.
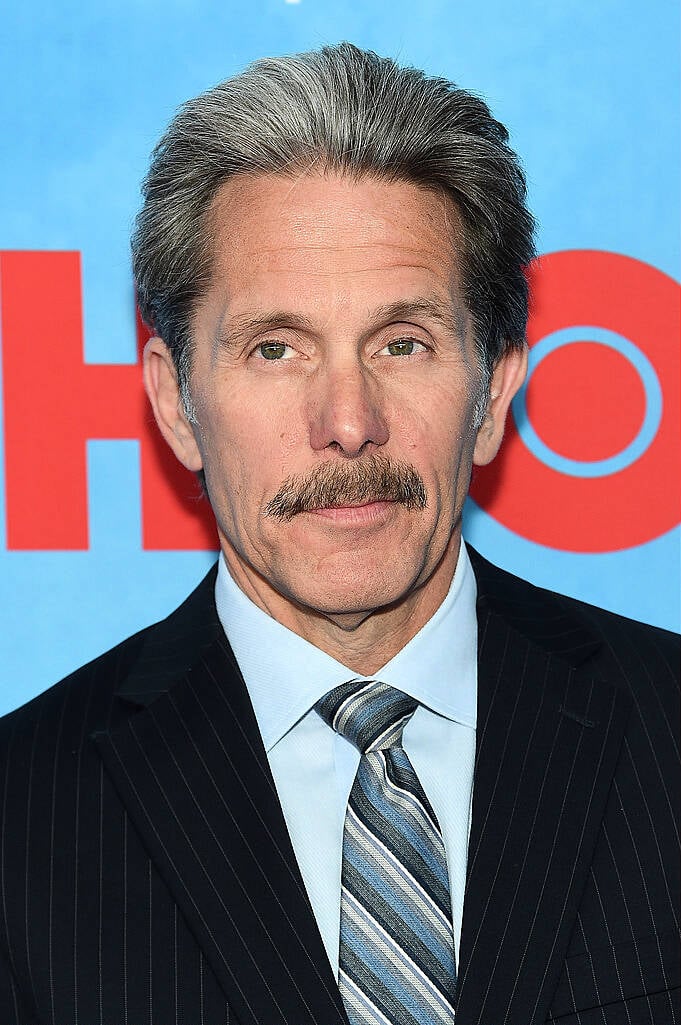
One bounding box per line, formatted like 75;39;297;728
379;338;428;357
256;341;294;361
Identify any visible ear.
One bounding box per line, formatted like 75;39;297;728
473;345;528;466
143;337;204;472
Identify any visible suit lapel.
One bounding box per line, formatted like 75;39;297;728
456;555;632;1025
92;549;632;1025
93;570;347;1025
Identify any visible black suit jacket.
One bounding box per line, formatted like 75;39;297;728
0;548;678;1024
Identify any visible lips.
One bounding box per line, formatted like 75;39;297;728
307;500;397;525
315;499;394;510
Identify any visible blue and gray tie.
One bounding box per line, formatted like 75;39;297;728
316;680;457;1024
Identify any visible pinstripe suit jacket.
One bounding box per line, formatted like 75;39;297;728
1;548;678;1025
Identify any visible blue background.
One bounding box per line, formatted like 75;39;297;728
1;0;679;715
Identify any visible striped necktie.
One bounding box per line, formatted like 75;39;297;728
316;680;457;1024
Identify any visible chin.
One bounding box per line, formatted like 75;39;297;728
286;568;416;621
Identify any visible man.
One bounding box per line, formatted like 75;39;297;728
0;43;678;1025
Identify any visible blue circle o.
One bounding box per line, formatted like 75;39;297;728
512;326;663;479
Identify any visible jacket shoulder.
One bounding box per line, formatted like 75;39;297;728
0;621;152;747
0;564;220;745
468;544;680;691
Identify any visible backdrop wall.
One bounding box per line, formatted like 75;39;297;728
1;0;679;716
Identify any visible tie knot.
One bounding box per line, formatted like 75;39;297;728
316;680;417;753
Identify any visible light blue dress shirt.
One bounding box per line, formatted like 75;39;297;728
214;539;478;976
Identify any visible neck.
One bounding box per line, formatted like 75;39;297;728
220;533;461;675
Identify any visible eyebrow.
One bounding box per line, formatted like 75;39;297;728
218;311;316;350
370;298;465;337
217;295;466;350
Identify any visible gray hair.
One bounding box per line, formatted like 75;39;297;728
132;42;535;422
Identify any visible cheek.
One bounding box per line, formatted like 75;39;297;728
400;392;477;474
196;399;307;514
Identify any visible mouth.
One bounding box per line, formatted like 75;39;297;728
306;500;397;525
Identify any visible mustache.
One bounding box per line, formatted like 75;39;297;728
264;454;427;521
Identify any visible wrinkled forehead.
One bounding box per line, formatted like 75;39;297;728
205;169;465;283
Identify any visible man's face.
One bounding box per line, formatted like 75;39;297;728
146;172;524;628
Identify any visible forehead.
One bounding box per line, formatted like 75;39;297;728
206;171;463;289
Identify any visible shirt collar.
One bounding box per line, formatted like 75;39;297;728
215;538;477;752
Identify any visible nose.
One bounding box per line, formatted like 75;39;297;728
308;360;390;457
